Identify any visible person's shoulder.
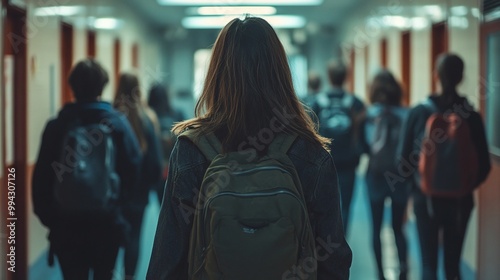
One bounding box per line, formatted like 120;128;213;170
174;133;208;169
288;136;330;166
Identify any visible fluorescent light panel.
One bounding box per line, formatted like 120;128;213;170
159;0;322;6
182;15;306;29
93;18;123;30
34;6;85;17
196;6;276;15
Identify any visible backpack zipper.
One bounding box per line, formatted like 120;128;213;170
229;165;291;176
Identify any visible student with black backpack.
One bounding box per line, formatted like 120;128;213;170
313;60;365;234
147;16;352;280
114;73;163;279
32;59;142;279
397;53;491;280
361;70;410;280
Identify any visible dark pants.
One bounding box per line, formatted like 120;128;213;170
124;206;147;278
366;173;410;279
52;228;120;280
413;193;473;280
337;167;356;234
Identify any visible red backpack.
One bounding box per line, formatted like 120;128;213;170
418;99;479;197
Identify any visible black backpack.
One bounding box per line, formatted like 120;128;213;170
365;106;404;174
316;92;356;162
52;106;120;214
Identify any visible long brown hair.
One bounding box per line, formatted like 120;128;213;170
369;69;402;106
114;73;148;152
173;16;329;152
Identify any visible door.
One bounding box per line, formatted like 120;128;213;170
61;22;73;105
431;21;448;92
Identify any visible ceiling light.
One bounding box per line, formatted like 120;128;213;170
182;15;306;29
449;16;469;29
423;5;445;21
194;6;276;15
382;16;411;29
411;17;429;30
92;18;123;30
159;0;322;6
34;6;85;17
450;6;468;17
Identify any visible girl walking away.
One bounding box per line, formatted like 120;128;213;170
362;70;410;280
147;16;352;280
397;53;491;280
147;83;185;204
114;73;163;279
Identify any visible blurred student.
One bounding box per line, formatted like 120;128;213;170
362;70;410;280
147;83;185;203
313;60;365;234
398;53;491;280
32;59;142;280
302;70;322;108
114;73;163;278
147;16;352;279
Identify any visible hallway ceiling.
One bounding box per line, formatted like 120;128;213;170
121;0;362;31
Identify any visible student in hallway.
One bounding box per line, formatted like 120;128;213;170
361;69;410;280
302;70;323;109
313;60;365;234
147;83;185;204
147;16;352;280
397;53;491;280
114;73;164;279
32;59;142;280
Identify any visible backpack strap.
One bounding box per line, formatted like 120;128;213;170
268;133;298;156
179;129;221;161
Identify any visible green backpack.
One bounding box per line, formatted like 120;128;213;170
180;130;317;280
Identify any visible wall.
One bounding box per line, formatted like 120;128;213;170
25;0;162;265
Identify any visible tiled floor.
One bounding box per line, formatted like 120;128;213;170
29;173;475;280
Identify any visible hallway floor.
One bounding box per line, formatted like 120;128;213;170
29;173;475;280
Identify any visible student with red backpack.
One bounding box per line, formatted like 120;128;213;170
147;16;352;280
397;53;491;280
362;70;410;280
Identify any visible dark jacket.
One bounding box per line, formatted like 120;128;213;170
147;135;352;280
32;101;142;236
361;103;411;202
397;94;491;201
132;111;164;209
